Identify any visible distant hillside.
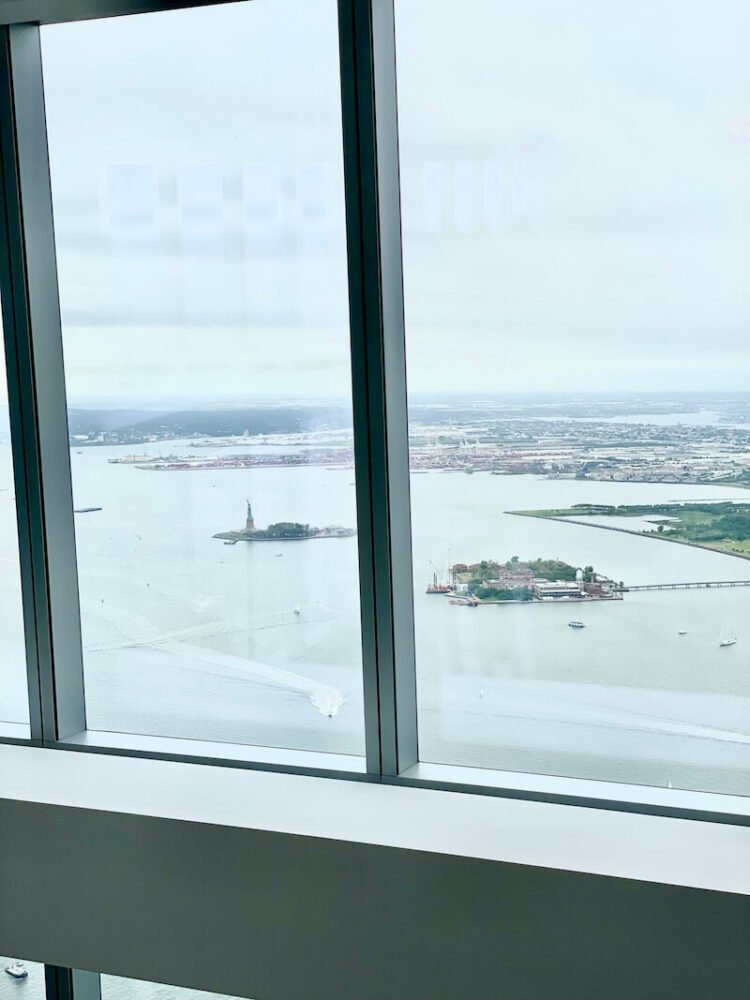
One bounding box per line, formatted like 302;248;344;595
67;405;354;439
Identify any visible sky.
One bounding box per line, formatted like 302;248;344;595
37;0;750;405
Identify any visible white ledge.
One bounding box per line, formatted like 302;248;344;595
0;744;748;895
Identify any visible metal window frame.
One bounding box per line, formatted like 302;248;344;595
46;967;101;1000
0;0;419;784
0;0;744;825
0;22;86;743
0;1;240;26
338;0;418;777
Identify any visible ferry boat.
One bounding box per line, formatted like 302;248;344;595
5;962;28;979
568;620;586;629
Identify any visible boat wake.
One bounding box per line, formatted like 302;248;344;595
310;687;346;718
80;596;347;718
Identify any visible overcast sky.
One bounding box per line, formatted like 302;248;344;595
38;0;750;406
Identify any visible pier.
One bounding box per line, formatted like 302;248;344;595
615;580;750;593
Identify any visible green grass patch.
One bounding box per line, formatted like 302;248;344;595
511;502;750;558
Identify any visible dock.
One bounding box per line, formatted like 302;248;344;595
615;580;750;592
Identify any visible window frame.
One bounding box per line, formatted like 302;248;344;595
0;0;745;824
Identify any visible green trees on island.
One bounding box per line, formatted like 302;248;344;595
470;585;534;601
252;521;312;539
459;557;585;583
523;558;588;581
518;501;750;556
457;557;595;599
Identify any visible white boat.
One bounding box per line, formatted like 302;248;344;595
5;962;28;980
719;626;737;647
293;605;301;616
568;620;586;629
678;629;687;636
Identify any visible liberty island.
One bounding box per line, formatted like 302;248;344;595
213;501;356;543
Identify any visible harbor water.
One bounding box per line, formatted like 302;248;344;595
1;441;749;796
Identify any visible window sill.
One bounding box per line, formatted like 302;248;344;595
397;761;750;826
58;728;367;779
49;727;750;827
0;743;748;895
0;720;31;742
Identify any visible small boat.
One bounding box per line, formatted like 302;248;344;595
568;620;586;629
5;962;28;980
293;605;301;616
719;626;737;647
678;629;687;636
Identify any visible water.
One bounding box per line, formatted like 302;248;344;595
70;443;364;756
101;975;242;1000
411;473;750;794
1;442;748;795
0;964;238;1000
0;961;43;1000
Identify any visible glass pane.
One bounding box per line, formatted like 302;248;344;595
397;0;750;795
41;0;364;756
0;958;45;1000
0;329;29;729
102;975;246;1000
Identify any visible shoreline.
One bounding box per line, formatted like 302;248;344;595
453;595;623;606
506;511;750;564
214;532;356;542
544;475;750;490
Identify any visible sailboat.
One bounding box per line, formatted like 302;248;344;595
719;626;737;648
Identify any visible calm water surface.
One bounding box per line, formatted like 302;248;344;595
1;441;748;795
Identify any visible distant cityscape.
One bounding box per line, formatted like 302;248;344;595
67;394;750;489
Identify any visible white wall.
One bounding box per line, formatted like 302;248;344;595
1;791;749;1000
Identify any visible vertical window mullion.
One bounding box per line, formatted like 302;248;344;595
46;967;102;1000
0;25;41;740
0;23;85;742
338;0;417;776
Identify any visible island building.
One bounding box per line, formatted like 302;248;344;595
533;570;617;601
485;566;535;589
532;580;584;600
449;560;619;602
